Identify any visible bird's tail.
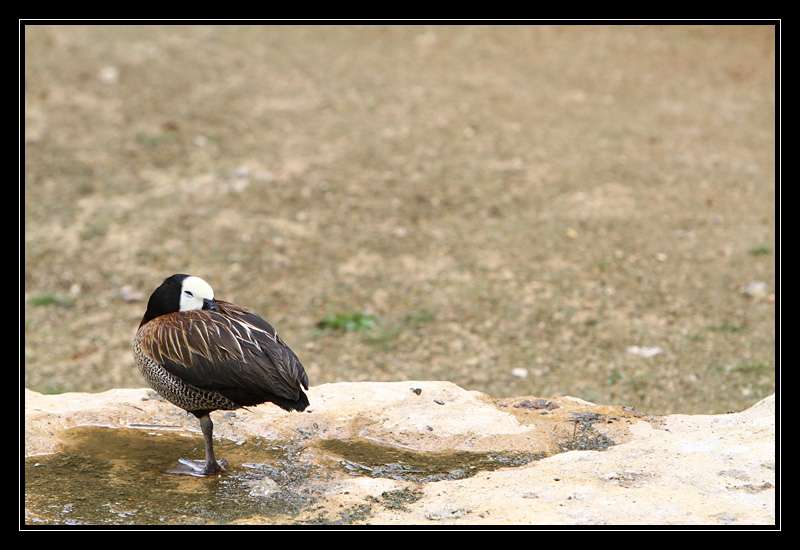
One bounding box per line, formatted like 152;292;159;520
271;390;310;412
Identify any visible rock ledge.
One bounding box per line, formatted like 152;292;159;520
24;382;775;525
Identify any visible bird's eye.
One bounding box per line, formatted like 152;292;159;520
184;291;194;297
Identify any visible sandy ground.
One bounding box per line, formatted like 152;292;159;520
24;25;775;414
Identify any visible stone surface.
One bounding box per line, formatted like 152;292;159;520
24;382;775;525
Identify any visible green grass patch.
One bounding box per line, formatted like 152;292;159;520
708;322;745;334
403;310;435;328
607;369;623;386
317;312;378;332
729;362;771;374
80;220;110;240
29;293;74;308
749;245;771;257
316;309;434;348
39;383;67;395
76;179;96;196
135;131;177;148
363;325;402;350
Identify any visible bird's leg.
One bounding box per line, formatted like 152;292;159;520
169;412;227;477
198;413;224;474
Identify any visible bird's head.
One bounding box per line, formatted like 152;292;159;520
139;274;218;327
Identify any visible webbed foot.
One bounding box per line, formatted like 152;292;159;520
167;458;228;477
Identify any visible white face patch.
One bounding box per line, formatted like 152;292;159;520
179;276;215;312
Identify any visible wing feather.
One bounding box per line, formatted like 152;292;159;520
137;303;309;408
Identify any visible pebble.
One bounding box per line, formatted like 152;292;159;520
511;368;529;379
424;508;466;520
434;399;445;405
120;286;145;302
246;477;279;498
626;346;663;358
514;399;559;410
228;179;250;193
571;412;602;424
98;66;119;84
742;281;768;299
411;388;422;395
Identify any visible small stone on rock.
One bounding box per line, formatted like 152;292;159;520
514;399;559;410
571;412;602;423
247;477;279;498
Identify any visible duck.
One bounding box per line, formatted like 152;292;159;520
132;274;309;476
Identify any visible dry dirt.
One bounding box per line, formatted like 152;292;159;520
24;25;775;414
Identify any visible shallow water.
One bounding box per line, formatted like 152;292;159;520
26;427;547;525
24;427;314;525
318;439;545;483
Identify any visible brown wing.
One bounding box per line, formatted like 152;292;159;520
137;302;309;410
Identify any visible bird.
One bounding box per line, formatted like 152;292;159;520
132;274;310;476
